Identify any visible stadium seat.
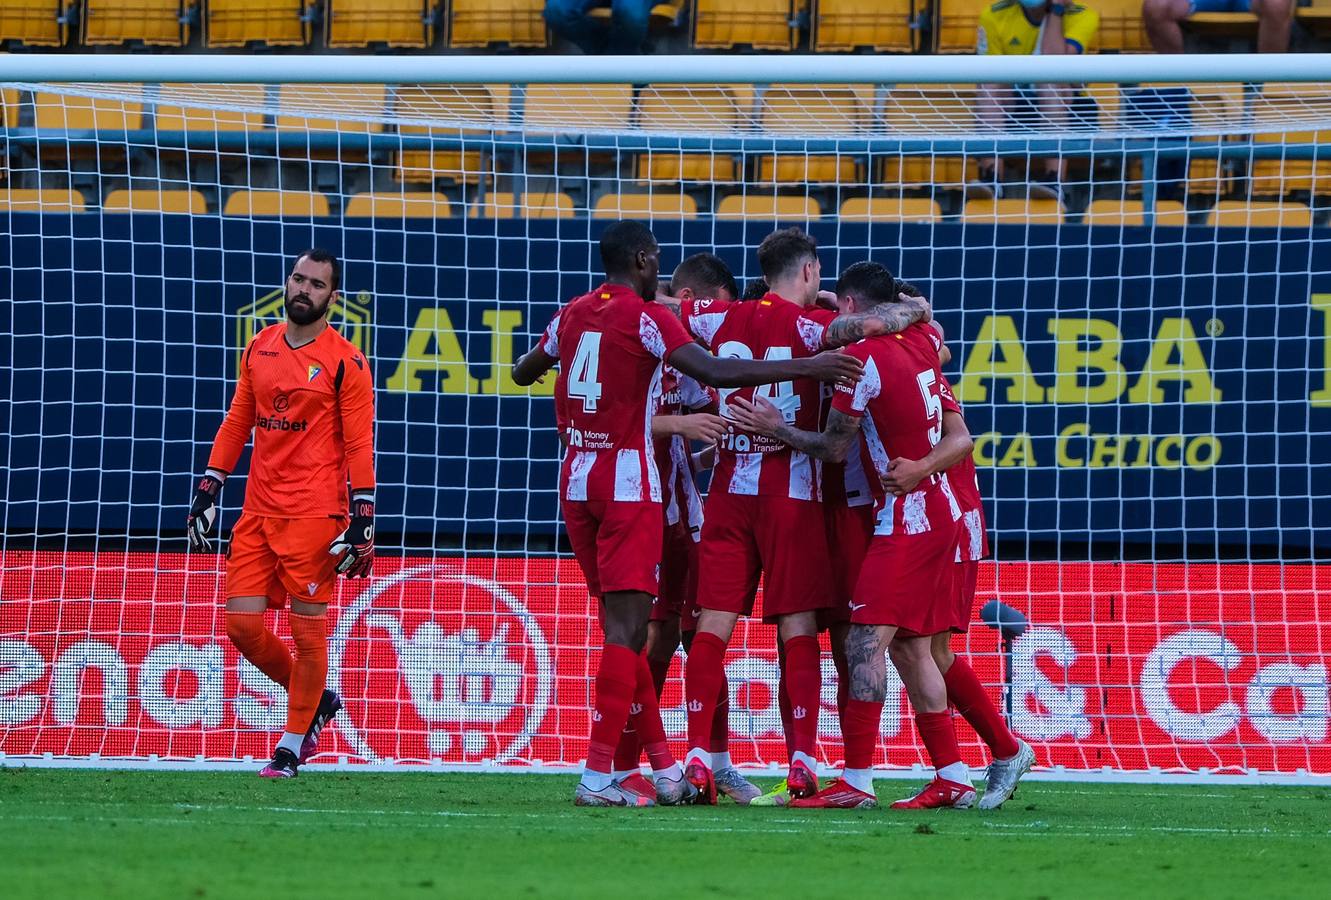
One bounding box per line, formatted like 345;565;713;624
2;88;19;129
839;196;942;222
1181;11;1259;39
693;0;800;50
103;188;207;213
0;188;86;212
275;84;388;136
1296;0;1331;37
586;3;683;25
82;0;191;47
1094;0;1153;52
634;84;747;183
344;192;453;218
523;84;634;132
449;0;547;48
932;0;980;53
468;191;576;219
812;0;914;53
962;198;1064;224
326;0;438;48
205;0;313;47
1247;83;1331;198
715;194;822;220
1083;200;1189;227
33;86;143;130
155;84;267;131
757;85;873;184
394;85;509;186
880;85;978;188
0;0;69;46
1206;200;1313;228
222;190;331;217
592;192;699;219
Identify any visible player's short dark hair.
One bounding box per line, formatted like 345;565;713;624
293;248;341;291
670;252;738;300
599;220;658;275
834;261;897;310
756;227;818;282
895;278;923;299
741;277;770;300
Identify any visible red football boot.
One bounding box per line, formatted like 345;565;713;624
889;778;977;810
786;759;819;800
616;772;658;804
684;759;717;805
789;779;877;809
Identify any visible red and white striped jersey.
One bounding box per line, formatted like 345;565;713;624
943;377;989;561
657;367;712;533
681;293;835;500
541;283;694;503
831;323;963;537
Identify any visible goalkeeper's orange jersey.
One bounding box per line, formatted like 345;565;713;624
207;322;376;518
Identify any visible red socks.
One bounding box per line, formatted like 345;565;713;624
684;631;726;753
709;673;730;754
842;698;882;770
914;710;962;771
783;635;821;759
778;664;794;758
586;644;640;773
286;612;328;735
225;610;292;688
629;653;674;771
945;658;1020;759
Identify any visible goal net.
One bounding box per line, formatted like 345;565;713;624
1;57;1329;779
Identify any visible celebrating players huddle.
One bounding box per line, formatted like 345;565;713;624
514;222;1034;810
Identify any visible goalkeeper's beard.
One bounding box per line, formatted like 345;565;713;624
285;291;331;326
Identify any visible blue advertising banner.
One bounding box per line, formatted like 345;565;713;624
2;215;1328;554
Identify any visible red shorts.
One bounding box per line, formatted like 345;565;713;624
952;558;979;633
851;526;959;635
562;499;663;598
820;503;875;629
654;518;700;628
697;491;833;623
226;513;346;607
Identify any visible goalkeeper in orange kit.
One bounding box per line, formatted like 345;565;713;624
187;248;377;778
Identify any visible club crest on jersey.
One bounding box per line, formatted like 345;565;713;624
307;365;323;382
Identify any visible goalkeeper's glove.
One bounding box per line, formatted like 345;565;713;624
330;494;375;578
187;474;224;552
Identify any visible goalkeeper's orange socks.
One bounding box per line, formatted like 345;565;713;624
285;612;329;736
225;610;292;687
944;657;1021;760
583;643;639;786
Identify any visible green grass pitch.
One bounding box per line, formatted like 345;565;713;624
4;768;1329;899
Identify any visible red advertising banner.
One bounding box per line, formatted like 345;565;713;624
1;551;1328;775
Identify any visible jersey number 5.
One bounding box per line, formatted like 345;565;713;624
916;369;942;446
569;331;603;413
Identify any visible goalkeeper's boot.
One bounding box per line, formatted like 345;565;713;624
299;689;343;764
574;781;654;808
714;766;762;805
683;758;717;806
786;759;818;801
889;778;976;810
789;779;877;810
655;769;699;806
615;772;658;804
978;739;1035;810
747;778;791;807
259;747;300;779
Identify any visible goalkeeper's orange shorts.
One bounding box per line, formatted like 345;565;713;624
225;513;347;607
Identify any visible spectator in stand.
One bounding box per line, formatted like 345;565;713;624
1142;0;1292;54
973;1;1100;203
544;0;654;54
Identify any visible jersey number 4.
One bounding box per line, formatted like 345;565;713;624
568;331;603;413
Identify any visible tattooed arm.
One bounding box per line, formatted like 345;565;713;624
726;397;863;463
823;294;932;349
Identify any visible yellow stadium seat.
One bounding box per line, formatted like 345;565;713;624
33;86;143;130
812;0;914;53
326;0;437;48
1207;200;1313;228
394;85;509;185
715;194;822;220
103;188;207;213
1095;0;1153;52
880;85;978;188
1247;83;1331;197
223;190;331;217
275;84;388;135
880;157;977;188
634;84;748;183
1182;11;1258;36
155;84;267;131
82;0;190;47
2;88;19;128
933;0;980;53
523;84;634;132
469;191;576;219
587;3;683;23
592;192;699;219
344;192;453;218
450;0;547;47
0;0;68;45
693;0;800;50
757;85;873;184
1083;200;1189;227
206;0;313;47
0;188;86;212
962;198;1064;224
839;196;942;222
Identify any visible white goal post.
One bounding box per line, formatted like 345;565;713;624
1;53;1330;782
